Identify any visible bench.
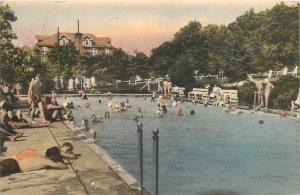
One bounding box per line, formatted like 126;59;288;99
188;88;209;99
171;87;185;97
220;89;239;104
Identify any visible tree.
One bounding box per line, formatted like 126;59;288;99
0;3;17;81
203;24;228;74
106;48;130;82
130;51;149;78
47;42;80;78
150;41;177;77
169;55;195;87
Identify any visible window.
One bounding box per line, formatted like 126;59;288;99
105;48;110;55
59;37;68;46
91;48;97;56
83;38;92;46
42;47;48;55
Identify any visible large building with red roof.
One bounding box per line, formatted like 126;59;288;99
35;31;114;56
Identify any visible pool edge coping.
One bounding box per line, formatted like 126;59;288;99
62;121;151;192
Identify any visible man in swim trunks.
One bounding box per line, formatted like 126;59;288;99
28;74;48;123
1;142;76;161
0;148;67;177
18;143;76;158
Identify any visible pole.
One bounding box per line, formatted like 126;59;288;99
137;123;143;191
222;69;224;85
253;92;257;108
153;129;159;195
147;80;150;91
57;27;60;75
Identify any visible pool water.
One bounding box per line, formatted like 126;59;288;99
58;96;300;195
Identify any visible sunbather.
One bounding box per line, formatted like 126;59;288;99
2;111;47;129
0;147;68;177
1;142;77;161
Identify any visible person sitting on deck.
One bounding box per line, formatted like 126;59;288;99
12;83;22;95
44;97;65;122
0;81;19;104
0;131;20;143
291;88;300;112
0;115;24;138
0;99;14;113
7;110;28;123
2;110;49;129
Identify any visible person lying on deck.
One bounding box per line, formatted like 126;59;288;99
1;142;77;161
1;111;48;129
0;146;69;177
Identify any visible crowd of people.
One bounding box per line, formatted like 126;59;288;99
0;72;293;178
53;76;96;92
0;74;80;177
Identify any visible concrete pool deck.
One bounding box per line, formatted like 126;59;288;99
0;116;151;195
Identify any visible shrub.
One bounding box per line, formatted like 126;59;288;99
272;90;296;109
238;82;257;106
269;76;299;109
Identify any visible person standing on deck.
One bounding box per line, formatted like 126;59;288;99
163;79;168;96
263;78;274;109
60;76;65;91
257;80;264;107
167;79;172;95
75;77;80;91
28;74;48;123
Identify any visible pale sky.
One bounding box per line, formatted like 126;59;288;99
4;0;296;55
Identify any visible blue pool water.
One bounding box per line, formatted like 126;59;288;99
58;96;300;195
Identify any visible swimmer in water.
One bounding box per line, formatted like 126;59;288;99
175;107;183;116
280;110;287;118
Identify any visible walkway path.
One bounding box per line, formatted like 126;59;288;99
0;119;150;195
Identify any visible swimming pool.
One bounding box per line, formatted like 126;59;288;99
58;96;300;195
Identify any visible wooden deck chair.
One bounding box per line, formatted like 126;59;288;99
267;70;273;78
291;88;300;112
282;67;288;76
229;90;239;104
288;66;298;77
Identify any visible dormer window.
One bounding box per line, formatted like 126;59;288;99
105;48;110;55
83;38;92;46
59;37;69;46
42;47;48;55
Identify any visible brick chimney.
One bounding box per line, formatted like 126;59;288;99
74;20;83;53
